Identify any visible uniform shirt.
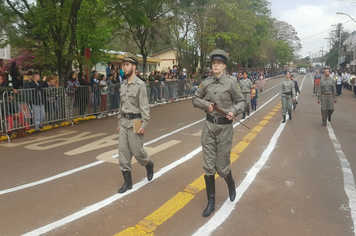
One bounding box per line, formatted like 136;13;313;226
280;80;296;98
239;78;253;93
117;75;150;129
192;74;245;117
317;77;337;100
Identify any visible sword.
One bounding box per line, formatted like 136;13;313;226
212;104;250;129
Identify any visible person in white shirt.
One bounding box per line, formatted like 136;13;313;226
336;71;342;96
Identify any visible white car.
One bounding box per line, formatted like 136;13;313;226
299;68;307;74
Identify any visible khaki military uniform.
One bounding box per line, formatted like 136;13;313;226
317;77;336;124
118;75;151;171
192;74;245;178
239;79;252;114
280;80;296;116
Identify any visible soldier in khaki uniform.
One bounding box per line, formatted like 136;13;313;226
317;68;337;126
192;49;245;217
117;53;154;194
280;71;296;123
239;71;253;119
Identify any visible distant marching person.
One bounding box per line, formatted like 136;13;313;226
239;71;253;119
317;68;337;127
291;75;300;110
280;71;295;123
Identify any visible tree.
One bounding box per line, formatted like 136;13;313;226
116;0;173;78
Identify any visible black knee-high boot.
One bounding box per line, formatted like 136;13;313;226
118;171;132;193
203;175;215;217
224;171;236;201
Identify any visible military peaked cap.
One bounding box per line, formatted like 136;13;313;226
123;52;139;66
209;49;229;64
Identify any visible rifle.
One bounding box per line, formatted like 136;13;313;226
212;104;250;129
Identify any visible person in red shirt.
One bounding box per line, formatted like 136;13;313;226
314;70;321;94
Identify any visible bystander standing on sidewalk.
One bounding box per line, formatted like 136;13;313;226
66;71;80;120
30;72;48;132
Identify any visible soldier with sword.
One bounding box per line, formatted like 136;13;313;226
192;49;247;218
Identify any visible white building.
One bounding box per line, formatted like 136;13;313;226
0;44;11;60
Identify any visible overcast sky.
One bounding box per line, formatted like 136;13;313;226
269;0;356;58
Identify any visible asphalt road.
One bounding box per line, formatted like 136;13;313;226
0;73;355;236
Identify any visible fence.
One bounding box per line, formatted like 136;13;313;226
0;79;202;139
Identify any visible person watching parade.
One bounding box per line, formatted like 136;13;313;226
192;49;245;218
117;53;154;194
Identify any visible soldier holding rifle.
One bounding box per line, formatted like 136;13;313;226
192;49;246;218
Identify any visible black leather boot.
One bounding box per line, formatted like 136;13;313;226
224;171;236;202
145;161;154;181
281;115;286;123
118;171;132;193
242;113;246;119
203;175;215;217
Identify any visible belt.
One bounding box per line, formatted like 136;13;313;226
122;113;142;119
283;92;292;95
321;94;333;96
206;114;232;125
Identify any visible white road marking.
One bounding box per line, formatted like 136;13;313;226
96;140;182;164
193;118;288;236
21;147;203;236
65;134;118;156
327;123;356;235
0;161;105;196
21;88;284;235
110;118;205;158
193;74;308;236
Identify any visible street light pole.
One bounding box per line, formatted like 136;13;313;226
336;12;356;23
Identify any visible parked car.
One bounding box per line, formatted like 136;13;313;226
299;68;307;74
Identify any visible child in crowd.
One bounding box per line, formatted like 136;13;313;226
6;94;29;134
100;75;108;112
251;82;258;111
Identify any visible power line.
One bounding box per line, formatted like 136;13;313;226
301;18;355;40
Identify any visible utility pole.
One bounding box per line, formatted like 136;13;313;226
338;23;343;69
320;47;324;68
324;37;332;67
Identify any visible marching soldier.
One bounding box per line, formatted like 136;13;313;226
192;49;246;217
280;71;296;123
239;71;253;119
317;68;337;126
117;53;154;193
291;75;300;110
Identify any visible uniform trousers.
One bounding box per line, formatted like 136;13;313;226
202;121;233;178
281;94;292;116
242;92;251;113
119;124;150;172
320;95;334;123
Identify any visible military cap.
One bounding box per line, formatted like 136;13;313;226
209;49;229;64
123;52;139;66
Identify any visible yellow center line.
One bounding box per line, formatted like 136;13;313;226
114;103;282;236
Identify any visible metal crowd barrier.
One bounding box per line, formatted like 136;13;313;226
0;80;202;138
146;79;202;104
